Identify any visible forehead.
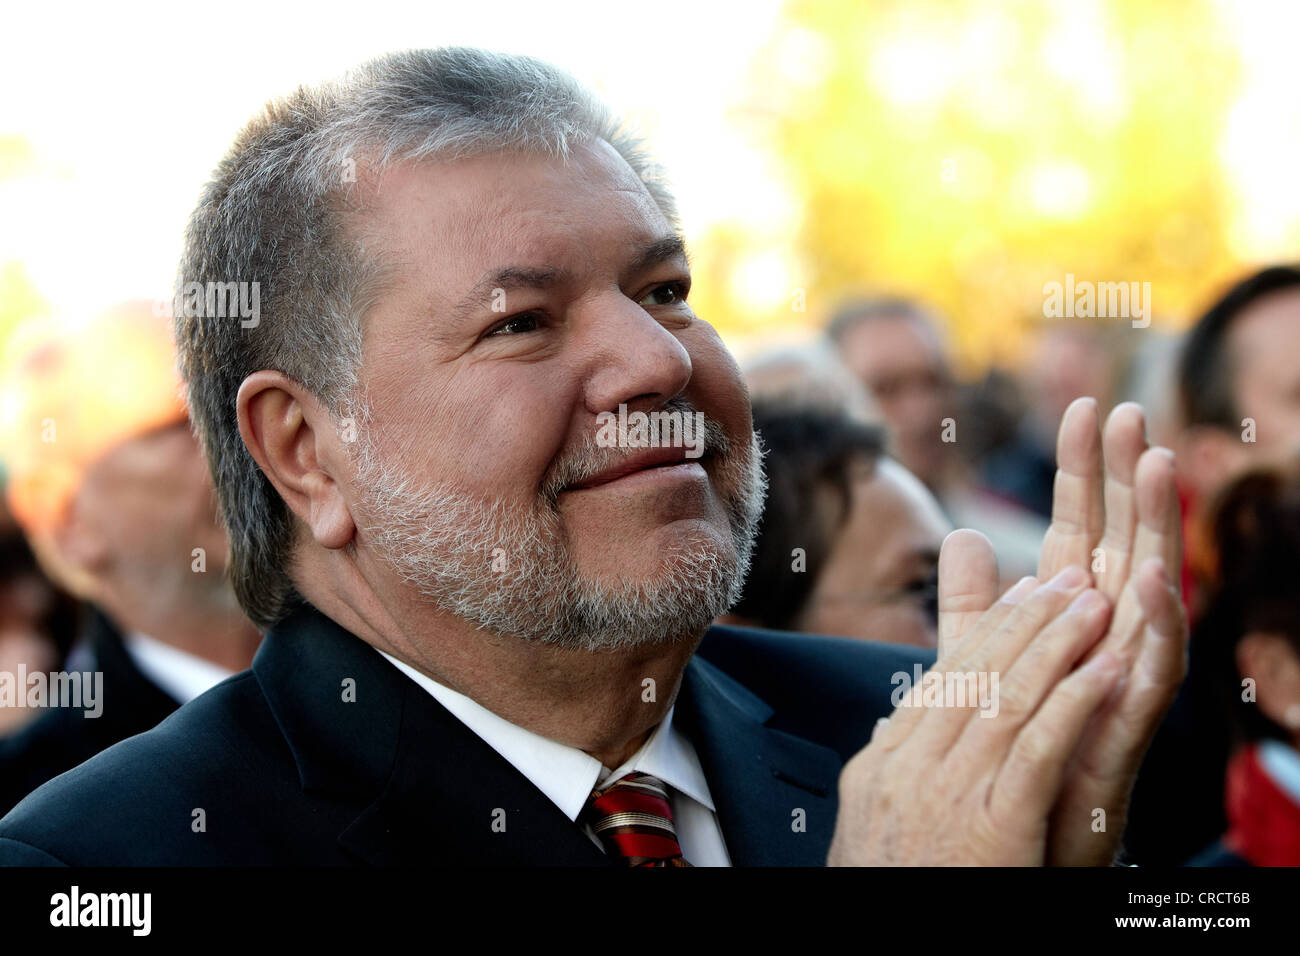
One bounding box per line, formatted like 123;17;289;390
843;315;943;374
353;139;670;283
1230;289;1300;365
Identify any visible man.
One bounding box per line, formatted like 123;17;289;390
0;48;1186;867
983;319;1121;520
0;303;261;815
827;297;1047;583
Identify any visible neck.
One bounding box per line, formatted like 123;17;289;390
301;551;702;769
96;583;261;673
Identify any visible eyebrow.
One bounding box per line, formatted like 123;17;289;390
449;233;689;324
626;234;689;277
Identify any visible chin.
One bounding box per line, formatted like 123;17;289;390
570;517;736;583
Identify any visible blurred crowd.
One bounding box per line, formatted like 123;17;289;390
1;264;1298;866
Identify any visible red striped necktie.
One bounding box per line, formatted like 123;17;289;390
582;772;693;867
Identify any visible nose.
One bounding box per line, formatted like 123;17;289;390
578;291;693;415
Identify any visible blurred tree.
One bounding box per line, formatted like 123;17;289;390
0;137;51;355
718;0;1246;371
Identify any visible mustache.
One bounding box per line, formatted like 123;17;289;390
540;398;734;502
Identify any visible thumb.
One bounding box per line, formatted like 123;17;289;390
937;528;999;660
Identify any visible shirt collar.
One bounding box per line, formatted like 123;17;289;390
377;650;715;820
122;631;234;705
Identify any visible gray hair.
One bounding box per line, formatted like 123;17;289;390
173;47;679;628
742;339;881;424
825;295;947;347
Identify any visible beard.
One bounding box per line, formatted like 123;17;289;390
347;398;766;652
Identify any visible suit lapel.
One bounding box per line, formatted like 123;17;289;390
256;605;610;866
675;655;842;866
337;675;612;867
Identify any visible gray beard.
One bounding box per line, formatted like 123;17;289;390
348;408;767;652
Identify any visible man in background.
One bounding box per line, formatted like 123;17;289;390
827;297;1046;583
0;302;260;815
0;512;80;735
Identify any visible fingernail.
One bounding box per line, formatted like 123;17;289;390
1050;565;1088;590
1068;589;1105;615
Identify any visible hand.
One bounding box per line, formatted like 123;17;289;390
828;567;1122;865
936;398;1188;865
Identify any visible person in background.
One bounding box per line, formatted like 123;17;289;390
1189;464;1300;866
1125;265;1300;863
0;510;81;735
719;399;948;649
1174;265;1300;602
827;296;1045;584
982;319;1120;520
0;301;260;815
741;339;879;424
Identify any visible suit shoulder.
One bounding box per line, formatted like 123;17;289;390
0;705;88;816
699;624;932;697
0;672;287;864
0;836;70;866
696;625;933;760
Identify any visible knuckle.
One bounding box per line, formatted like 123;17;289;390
1009;725;1055;770
994;681;1032;722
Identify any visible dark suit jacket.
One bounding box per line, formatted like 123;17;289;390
0;609;179;818
0;604;930;866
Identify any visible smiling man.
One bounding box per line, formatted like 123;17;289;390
0;48;1188;867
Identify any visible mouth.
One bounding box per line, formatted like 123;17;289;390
565;448;711;492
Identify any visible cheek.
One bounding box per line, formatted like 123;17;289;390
682;323;752;436
371;360;577;497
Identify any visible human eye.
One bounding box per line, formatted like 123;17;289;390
637;280;690;308
486;311;543;337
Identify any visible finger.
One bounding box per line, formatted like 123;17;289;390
1093;403;1147;601
1131;557;1188;704
1099;446;1182;661
937;528;1000;660
963;566;1091;679
1039;398;1105;581
1128;447;1182;596
908;566;1092;757
989;651;1124;822
1072;559;1188;781
945;587;1111;777
882;574;1039;751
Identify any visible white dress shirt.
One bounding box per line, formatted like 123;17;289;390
378;650;731;866
123;632;234;705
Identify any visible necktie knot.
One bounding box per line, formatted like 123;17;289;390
582;772;692;867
